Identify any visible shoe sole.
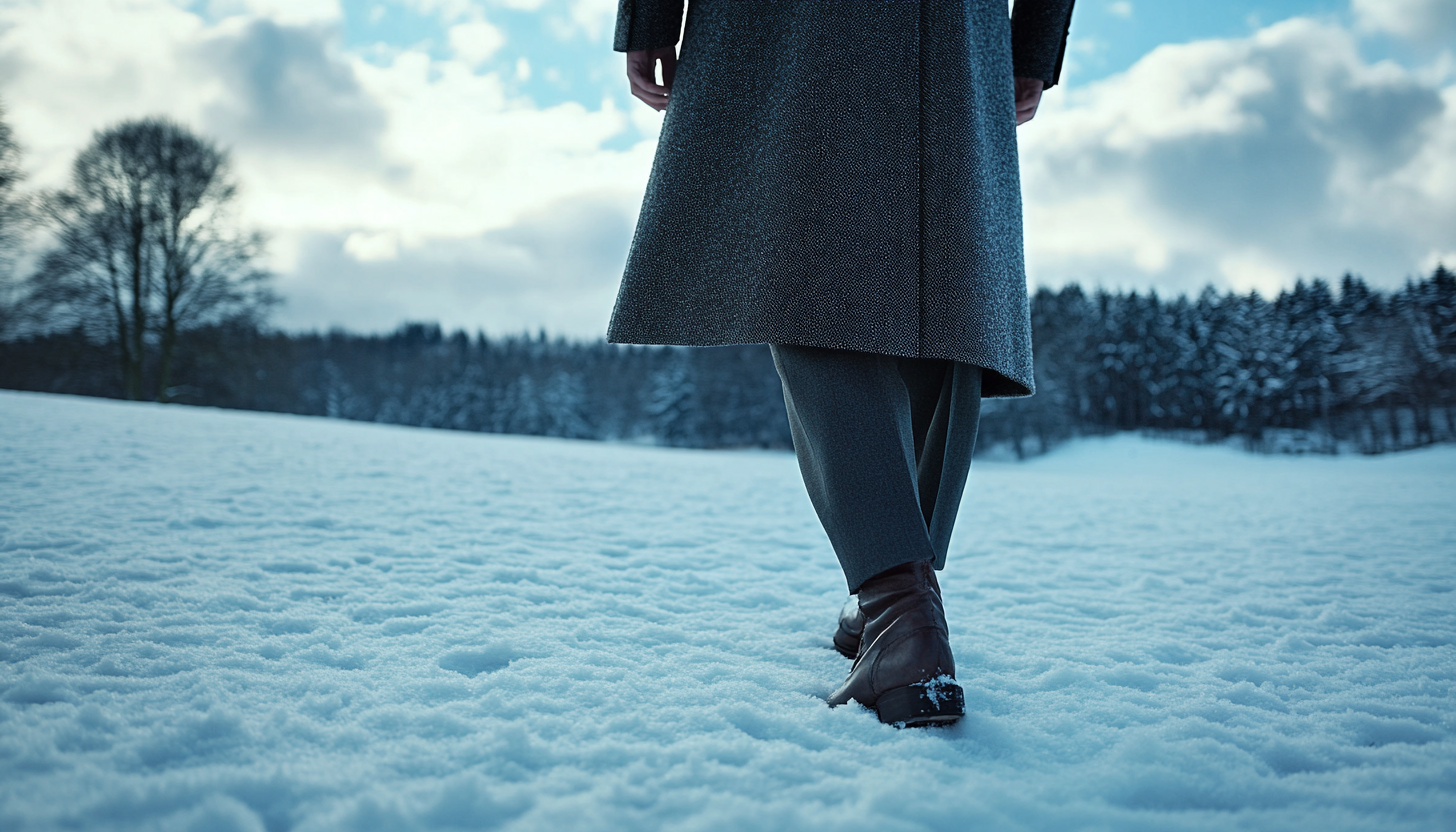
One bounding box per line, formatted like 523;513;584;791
874;682;965;727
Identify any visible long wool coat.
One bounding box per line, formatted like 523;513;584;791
608;1;1075;398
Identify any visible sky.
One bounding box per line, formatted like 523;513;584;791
0;0;1452;337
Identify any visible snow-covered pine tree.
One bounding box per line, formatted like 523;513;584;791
540;369;593;439
642;348;699;446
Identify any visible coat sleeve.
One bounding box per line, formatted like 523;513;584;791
614;0;686;52
1010;0;1076;88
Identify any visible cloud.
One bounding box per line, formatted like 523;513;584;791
231;33;656;332
1020;17;1454;295
399;0;482;23
199;20;387;155
491;0;550;11
277;194;633;336
0;0;213;185
449;20;507;65
206;0;342;26
5;1;1448;341
343;230;401;263
1352;0;1456;46
0;0;659;336
558;0;617;41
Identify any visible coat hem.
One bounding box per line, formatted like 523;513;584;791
605;331;1034;399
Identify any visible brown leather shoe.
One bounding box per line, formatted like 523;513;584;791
832;596;865;659
827;561;963;726
832;567;943;660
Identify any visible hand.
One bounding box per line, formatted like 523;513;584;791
627;47;677;112
1015;77;1045;126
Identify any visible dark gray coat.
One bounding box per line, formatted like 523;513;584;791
609;1;1075;397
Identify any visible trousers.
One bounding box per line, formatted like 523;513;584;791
769;345;984;592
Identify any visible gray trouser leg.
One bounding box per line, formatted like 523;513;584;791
769;344;983;592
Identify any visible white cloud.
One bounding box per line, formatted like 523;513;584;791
279;194;632;334
1217;249;1293;297
1108;2;1133;19
537;0;615;42
1352;0;1456;45
5;2;1448;339
0;0;657;336
343;230;400;262
1020;17;1454;294
207;0;343;26
1419;250;1456;273
399;0;482;23
0;0;213;186
338;56;647;235
563;0;617;41
448;19;506;65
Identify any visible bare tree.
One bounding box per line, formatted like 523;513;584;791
0;100;32;338
29;117;275;400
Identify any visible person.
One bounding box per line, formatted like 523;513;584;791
610;0;1075;727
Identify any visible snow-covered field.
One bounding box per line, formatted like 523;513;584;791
1;390;1453;831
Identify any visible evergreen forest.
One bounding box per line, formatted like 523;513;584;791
4;269;1452;457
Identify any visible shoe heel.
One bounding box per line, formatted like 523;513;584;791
874;678;964;727
833;597;863;659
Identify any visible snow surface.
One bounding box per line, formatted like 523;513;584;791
1;390;1454;831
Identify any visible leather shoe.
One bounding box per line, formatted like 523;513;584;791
826;560;963;726
832;565;943;660
832;596;864;659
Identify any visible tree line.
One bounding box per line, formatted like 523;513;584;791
981;270;1455;456
3;269;1451;456
1;107;1451;455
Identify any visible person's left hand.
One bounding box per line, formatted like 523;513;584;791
627;47;677;112
1015;77;1046;126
